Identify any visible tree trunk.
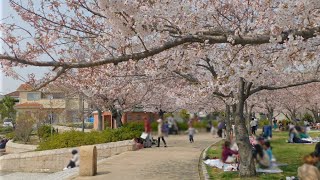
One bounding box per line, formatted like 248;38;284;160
311;109;319;122
232;104;237;136
111;108;123;128
235;78;256;177
116;110;123;127
225;104;231;141
267;107;274;126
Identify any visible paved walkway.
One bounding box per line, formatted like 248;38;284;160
0;133;219;180
69;133;220;180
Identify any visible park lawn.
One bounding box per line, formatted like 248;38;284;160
205;131;320;179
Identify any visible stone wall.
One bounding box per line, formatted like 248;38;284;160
0;140;136;173
5;141;38;154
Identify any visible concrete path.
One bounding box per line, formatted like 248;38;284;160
0;133;219;180
69;133;220;180
53;125;91;133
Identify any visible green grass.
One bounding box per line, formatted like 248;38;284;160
205;131;320;179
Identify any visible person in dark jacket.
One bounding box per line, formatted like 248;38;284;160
0;139;8;149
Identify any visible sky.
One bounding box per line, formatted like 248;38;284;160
0;0;49;95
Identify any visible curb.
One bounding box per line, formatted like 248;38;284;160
198;139;222;180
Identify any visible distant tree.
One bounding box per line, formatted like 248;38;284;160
0;96;16;121
179;109;190;122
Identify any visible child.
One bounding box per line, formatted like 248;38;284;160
187;126;196;143
64;149;80;170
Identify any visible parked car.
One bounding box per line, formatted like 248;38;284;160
3;119;13;127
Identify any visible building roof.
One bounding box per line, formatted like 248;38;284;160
15;102;43;109
16;83;33;91
5;91;19;98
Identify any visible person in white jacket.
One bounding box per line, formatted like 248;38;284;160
64;149;79;170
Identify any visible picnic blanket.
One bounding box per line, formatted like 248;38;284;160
256;166;283;173
204;159;284;173
203;159;238;171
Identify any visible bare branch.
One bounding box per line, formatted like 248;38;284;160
33;67;68;91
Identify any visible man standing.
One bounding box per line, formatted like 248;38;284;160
250;118;257;135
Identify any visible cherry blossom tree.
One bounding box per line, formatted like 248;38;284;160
1;0;320;177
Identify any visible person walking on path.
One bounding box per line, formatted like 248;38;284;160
157;118;167;147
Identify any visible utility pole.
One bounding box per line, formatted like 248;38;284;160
49;94;53;136
81;94;85;132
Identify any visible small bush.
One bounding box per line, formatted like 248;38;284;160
151;122;158;132
0;126;13;134
258;119;270;127
37;125;56;142
302;112;313;122
193;121;207;129
122;122;144;132
5;132;15;139
177;122;188;131
15;113;36;143
212;120;218;127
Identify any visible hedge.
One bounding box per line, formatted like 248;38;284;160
36;122;142;151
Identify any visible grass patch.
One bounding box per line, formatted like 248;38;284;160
205;131;320;179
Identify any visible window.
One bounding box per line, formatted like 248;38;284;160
52;93;65;99
27;93;40;101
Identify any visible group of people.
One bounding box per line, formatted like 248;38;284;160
221;136;274;170
297;142;320;180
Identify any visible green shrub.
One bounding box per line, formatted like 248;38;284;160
212;120;218;127
0;126;13;134
258;119;270;127
122;122;144;132
37;122;143;151
302;112;313;122
151;122;158;131
177;122;188;131
5;132;15;139
37;125;56;142
193;121;207;129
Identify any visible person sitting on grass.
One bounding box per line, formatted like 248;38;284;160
263;141;273;163
298;127;311;139
313;142;320;169
298;153;320;180
288;127;311;143
221;141;239;164
253;144;270;169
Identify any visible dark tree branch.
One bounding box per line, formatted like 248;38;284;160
33;67;68;91
1;26;320;68
173;70;200;84
250;79;320;95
